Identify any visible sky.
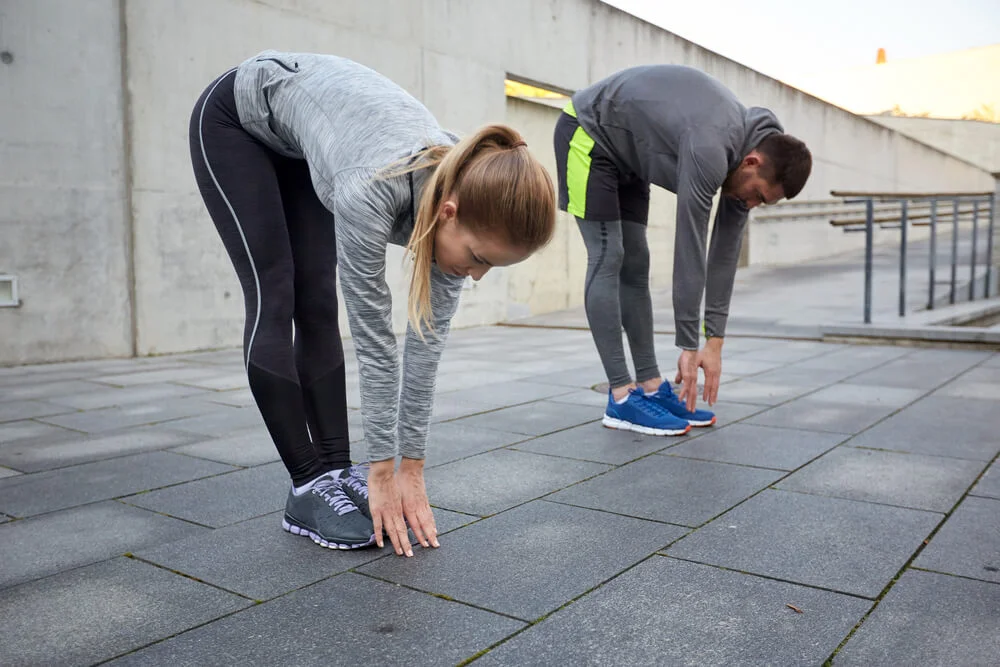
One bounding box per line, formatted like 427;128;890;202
601;0;1000;82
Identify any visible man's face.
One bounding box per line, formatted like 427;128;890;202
721;152;785;209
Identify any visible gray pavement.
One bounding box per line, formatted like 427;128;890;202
4;229;1000;665
1;322;998;665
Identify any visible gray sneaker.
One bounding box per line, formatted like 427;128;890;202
339;463;370;519
282;474;376;549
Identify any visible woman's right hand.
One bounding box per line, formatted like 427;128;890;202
368;459;413;557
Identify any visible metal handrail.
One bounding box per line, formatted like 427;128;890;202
830;189;997;323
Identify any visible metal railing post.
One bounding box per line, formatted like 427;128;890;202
899;200;908;316
969;199;979;302
950;198;959;305
928;198;937;309
987;193;996;298
864;198;874;324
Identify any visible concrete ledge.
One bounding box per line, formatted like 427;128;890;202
822;323;1000;349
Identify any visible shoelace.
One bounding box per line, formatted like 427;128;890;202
312;476;358;516
341;466;369;500
630;390;672;419
655;384;689;410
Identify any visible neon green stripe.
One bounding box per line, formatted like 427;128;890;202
566;124;594;219
563;100;577;118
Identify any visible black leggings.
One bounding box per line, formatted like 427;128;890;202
189;69;350;485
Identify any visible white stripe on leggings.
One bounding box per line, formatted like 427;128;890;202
197;69;261;372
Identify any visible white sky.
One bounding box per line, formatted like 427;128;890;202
601;0;1000;82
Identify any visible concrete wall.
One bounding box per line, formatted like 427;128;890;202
865;116;1000;174
2;0;996;363
0;0;133;364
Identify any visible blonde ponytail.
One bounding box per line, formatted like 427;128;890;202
386;124;556;337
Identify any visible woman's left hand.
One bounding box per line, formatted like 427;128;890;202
397;458;440;549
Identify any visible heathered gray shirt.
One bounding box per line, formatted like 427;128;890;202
233;50;464;462
571;65;783;350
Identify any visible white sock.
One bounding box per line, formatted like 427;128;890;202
614;393;630;405
292;469;343;496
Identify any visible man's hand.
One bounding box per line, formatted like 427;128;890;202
368;459;412;557
675;350;698;412
676;338;724;411
699;337;723;406
397;457;439;550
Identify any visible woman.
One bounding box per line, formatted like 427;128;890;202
190;50;555;557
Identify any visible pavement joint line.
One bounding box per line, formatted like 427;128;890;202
821;446;1000;664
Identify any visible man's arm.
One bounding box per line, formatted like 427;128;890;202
671;139;728;350
703;196;750;340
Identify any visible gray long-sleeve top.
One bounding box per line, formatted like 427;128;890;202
571;65;783;349
233;50;465;462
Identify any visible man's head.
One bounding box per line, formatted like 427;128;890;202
721;134;812;209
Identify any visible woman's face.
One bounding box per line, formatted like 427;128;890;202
432;199;528;281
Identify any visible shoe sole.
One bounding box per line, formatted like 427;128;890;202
688;416;717;427
603;415;691;436
282;517;376;550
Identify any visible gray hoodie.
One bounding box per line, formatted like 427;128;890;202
233;50;464;463
571;65;783;349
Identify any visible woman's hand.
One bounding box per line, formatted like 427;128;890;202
398;457;439;550
368;459;412;557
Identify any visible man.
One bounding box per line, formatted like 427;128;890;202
553;64;812;436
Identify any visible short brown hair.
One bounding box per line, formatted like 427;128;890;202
756;134;812;199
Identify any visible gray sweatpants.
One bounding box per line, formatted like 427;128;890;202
577;219;660;389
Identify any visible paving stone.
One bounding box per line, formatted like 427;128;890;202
747;366;859;388
430;393;498;422
0;426;204;473
0;379;110;402
159;405;267;437
711;380;814;406
725;342;832;363
422;421;529;467
424;449;610;516
0;501;207;589
92;366;228;387
123;462;289;527
913;496;1000;583
0;451;235;517
169;428;279;467
937;379;1000;401
202;387;256;408
443;380;574;407
518;365;607;389
0;466;21;479
37;398;217;434
971;461;1000;499
666;423;846;470
805;383;925;407
667;489;941;598
172;372;249;391
45;382;210;411
510;421;672;465
847;350;988;389
715;357;785;377
107;572;524;666
0;420;77;446
550;455;782;527
449;400;600;437
848;396;1000;461
543;388;612;408
0;557;249;667
134;512;383;600
359;501;685;621
776;446;985;512
745;399;895;434
790;345;909;372
0;400;76;423
479;556;870;666
835;570;1000;666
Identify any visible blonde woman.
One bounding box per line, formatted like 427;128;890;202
189;51;555;557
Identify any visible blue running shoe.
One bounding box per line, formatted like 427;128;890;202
603;388;691;436
646;380;717;427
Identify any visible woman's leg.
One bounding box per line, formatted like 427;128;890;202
277;160;352;472
188;69;324;487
